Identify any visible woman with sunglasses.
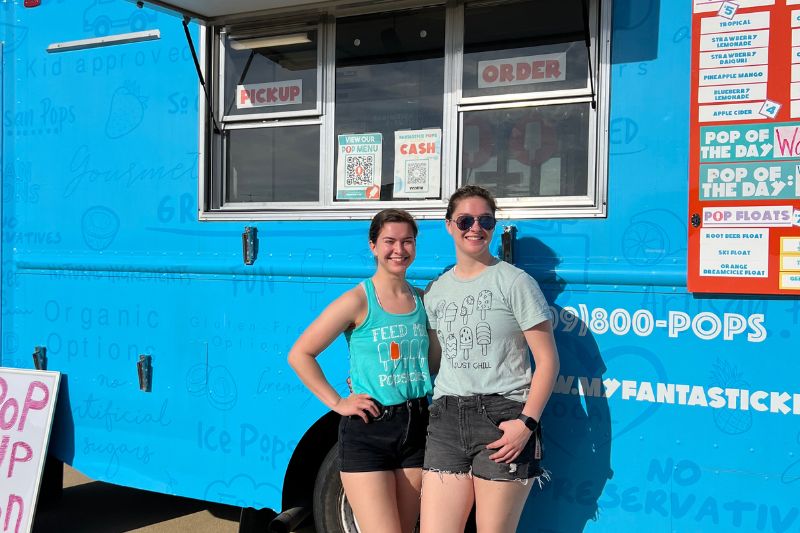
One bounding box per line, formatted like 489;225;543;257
421;185;559;533
288;208;432;533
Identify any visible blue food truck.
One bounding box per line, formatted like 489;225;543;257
2;0;800;531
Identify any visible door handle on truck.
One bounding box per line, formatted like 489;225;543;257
33;346;47;370
501;225;516;264
137;354;152;392
242;226;258;265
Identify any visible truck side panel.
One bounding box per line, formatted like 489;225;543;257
1;1;798;531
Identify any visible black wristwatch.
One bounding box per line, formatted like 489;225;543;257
517;414;539;431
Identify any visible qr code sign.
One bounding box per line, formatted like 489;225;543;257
406;161;428;186
345;155;376;187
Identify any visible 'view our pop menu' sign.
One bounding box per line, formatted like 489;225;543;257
689;0;800;294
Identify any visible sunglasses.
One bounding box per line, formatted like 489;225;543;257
451;214;497;231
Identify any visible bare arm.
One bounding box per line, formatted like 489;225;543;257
520;320;560;421
288;287;380;422
427;328;442;376
488;320;560;462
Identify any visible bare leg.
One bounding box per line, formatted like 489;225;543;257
341;471;402;533
420;471;474;533
395;468;423;533
473;476;532;533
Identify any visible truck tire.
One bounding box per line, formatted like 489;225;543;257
312;443;360;533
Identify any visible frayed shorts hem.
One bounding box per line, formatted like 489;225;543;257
422;467;472;476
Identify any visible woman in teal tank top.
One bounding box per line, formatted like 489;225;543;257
289;209;433;533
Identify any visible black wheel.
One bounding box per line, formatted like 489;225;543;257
313;443;360;533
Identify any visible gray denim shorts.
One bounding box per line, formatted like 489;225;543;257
423;394;544;481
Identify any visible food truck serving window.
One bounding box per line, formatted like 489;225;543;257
202;0;610;220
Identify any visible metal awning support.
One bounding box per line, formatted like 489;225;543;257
182;16;220;133
581;0;597;110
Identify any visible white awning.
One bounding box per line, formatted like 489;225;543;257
131;0;328;23
132;0;448;24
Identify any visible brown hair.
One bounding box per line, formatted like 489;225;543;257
369;209;418;243
445;185;497;220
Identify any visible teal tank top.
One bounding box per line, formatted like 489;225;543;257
345;279;432;405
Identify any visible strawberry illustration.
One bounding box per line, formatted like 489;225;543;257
105;82;147;139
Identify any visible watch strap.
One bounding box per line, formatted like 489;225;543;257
517;414;538;431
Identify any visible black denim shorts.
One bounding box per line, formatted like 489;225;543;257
338;397;429;472
423;395;543;481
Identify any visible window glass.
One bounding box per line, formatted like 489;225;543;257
334;7;445;201
462;0;588;98
206;0;606;216
460;103;589;198
225;126;320;203
223;29;318;117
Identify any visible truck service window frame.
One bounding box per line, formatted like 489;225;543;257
200;0;611;220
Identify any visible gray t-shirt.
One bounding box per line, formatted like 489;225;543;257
425;260;550;401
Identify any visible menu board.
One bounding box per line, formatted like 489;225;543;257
689;0;800;294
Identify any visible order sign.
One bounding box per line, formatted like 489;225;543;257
0;368;60;533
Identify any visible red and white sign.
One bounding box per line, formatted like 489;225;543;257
477;53;566;89
689;2;800;294
0;368;60;533
237;80;302;109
